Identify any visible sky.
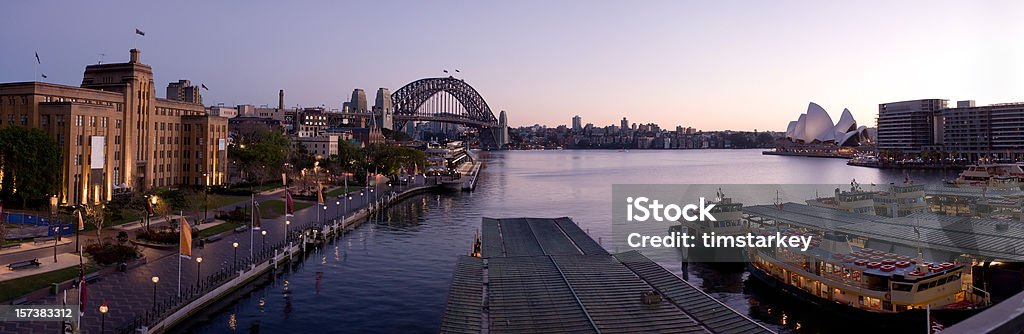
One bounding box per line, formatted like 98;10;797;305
2;1;1024;131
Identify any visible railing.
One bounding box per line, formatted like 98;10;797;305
115;183;422;334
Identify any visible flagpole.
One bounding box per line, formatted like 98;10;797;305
178;211;183;297
250;194;254;259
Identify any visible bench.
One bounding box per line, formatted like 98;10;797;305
33;236;56;244
84;272;101;283
233;226;248;233
204;235;223;243
0;243;22;250
7;259;41;271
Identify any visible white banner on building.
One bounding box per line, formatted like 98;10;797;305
90;136;105;169
218;138;226;151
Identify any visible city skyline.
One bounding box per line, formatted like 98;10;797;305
3;1;1024;130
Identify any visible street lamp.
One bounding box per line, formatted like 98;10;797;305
335;200;341;219
261;230;267;252
195;257;203;285
232;241;239;266
52;226;60;263
99;303;109;334
202;172;209;223
151;276;160;310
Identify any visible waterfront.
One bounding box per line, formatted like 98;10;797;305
183;149;963;333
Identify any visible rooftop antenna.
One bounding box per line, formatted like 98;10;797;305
98;53;106;64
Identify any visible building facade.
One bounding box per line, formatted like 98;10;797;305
0;49;227;205
876;99;948;153
295;135;339;158
166;79;202;105
942;101;1024;161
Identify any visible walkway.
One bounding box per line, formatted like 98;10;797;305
0;175;432;333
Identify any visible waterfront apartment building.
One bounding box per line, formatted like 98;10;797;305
0;49;228;205
876;99;948;153
942;101;1024;161
572;115;582;132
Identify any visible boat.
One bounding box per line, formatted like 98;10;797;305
745;227;991;327
946;164;1024;189
669;189;746;269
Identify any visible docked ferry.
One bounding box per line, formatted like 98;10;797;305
946;164;1024;189
670;189;746;267
745;228;990;326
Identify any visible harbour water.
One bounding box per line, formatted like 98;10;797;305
181;150;961;333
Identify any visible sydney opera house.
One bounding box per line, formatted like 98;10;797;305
774;102;874;156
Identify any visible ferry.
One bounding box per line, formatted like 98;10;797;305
670;189;746;268
745;227;991;326
946;164;1024;189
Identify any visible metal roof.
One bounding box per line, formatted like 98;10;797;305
744;204;1024;261
439;256;484;334
441;217;773;334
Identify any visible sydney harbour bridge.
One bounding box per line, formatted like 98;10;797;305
338;76;509;149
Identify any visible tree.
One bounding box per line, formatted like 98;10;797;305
365;144;427;175
229;125;290;183
0;126;62;208
81;203;106;241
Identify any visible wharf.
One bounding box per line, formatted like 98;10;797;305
440;217;773;334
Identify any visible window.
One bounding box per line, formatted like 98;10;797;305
89;116;96;127
20;114;27;125
41;115;49;126
76;115;83;126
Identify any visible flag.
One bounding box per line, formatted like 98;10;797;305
77;210;85;231
253;201;262;230
135;28;145;36
179;217;192;259
35;52;40;64
146;199;154;216
285;191;295;217
317;182;324;204
201;83;208;90
79;249;86;316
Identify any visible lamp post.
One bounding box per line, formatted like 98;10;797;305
261;230;267;252
232;242;239;266
195;257;203;285
151;276;160;310
285;219;291;235
53;226;60;263
202;172;209;223
99;303;108;334
335;200;341;219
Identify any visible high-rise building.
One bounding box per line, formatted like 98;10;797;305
373;88;393;130
166;79;202;105
876;99;948;153
942;101;1024;161
621;117;629;133
572;115;582;132
0;49;228;204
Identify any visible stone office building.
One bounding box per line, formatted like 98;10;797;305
0;49;228;205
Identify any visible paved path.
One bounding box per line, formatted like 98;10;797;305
0;176;432;333
0;253;87;282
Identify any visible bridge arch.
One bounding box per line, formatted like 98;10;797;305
390;77;498;128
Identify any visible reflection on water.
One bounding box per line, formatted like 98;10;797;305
182;150;957;334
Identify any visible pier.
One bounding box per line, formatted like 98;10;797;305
441;217;773;334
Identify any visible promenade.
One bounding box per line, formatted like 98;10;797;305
0;175;433;334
